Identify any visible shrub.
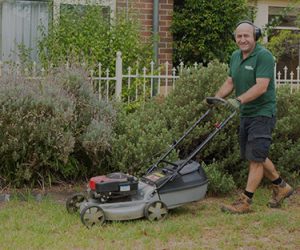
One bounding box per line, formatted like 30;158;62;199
38;6;153;112
0;65;116;187
161;61;241;193
171;0;249;65
0;75;75;187
38;6;152;71
202;162;236;195
109;61;239;193
270;87;300;186
109;101;177;176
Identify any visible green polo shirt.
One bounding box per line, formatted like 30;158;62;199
229;44;276;117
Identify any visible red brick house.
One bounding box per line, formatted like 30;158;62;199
117;0;173;65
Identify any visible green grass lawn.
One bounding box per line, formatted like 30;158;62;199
0;187;299;250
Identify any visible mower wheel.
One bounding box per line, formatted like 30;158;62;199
144;201;168;222
66;193;87;214
80;205;105;228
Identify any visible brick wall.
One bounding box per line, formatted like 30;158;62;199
117;0;173;65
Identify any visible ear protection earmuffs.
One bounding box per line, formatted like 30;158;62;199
233;20;262;41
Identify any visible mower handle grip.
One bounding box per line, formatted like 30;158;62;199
205;97;227;105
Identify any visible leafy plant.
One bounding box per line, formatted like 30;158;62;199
267;30;300;60
38;5;152;72
0;64;116;187
108;100;177;176
171;0;249;65
0;74;75;186
270;87;300;185
202;162;236;195
48;65;117;173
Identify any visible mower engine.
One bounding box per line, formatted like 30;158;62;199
88;172;139;202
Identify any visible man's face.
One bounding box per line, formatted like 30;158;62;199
234;23;256;55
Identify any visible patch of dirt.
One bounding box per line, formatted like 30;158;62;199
45;184;87;204
0;183;87;205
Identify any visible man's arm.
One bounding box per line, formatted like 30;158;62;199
237;78;270;104
215;77;234;98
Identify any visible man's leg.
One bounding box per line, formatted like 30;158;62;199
263;159;293;207
220;161;264;214
221;117;253;214
262;158;279;181
245;161;264;193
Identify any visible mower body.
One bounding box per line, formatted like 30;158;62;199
79;160;208;221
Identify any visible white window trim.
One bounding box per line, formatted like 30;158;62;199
273;26;300;31
254;1;300;42
53;0;115;23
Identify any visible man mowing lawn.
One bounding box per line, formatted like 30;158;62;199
213;20;293;214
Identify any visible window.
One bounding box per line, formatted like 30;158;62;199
268;6;299;29
59;3;110;23
268;6;300;74
53;0;115;22
0;0;115;63
0;0;49;62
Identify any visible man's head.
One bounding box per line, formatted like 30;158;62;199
234;21;261;55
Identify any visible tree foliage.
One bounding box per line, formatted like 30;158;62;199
38;5;152;71
266;3;300;60
171;0;249;65
109;61;238;194
267;30;300;60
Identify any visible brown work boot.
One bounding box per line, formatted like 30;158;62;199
268;181;294;208
221;193;252;214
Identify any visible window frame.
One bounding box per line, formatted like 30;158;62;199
52;0;115;23
267;5;300;75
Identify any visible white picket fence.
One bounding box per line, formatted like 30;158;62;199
0;52;299;101
275;64;300;93
90;52;183;102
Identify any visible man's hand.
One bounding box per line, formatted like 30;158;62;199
227;98;241;109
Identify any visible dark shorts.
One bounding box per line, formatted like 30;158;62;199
240;116;276;162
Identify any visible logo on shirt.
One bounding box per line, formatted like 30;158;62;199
245;65;254;70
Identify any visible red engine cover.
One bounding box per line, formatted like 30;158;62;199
89;175;128;190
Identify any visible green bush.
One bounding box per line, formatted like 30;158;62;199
109;100;177;176
38;6;153;111
0;65;116;187
270;87;300;186
171;0;249;65
109;61;300;194
38;6;152;71
202;162;236;195
48;65;116;172
109;61;238;193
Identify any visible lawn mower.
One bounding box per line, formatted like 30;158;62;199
66;97;236;228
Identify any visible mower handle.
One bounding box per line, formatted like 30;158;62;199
145;96;237;181
206;97;238;111
205;97;227;105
